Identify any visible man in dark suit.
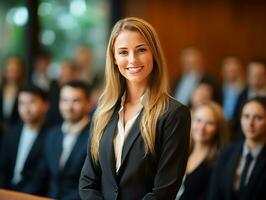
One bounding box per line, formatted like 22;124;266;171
208;97;266;200
172;47;221;106
0;85;49;193
32;81;92;200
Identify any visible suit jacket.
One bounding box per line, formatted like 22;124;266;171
208;141;266;200
0;89;20;128
79;97;191;200
32;122;91;200
0;123;48;193
179;160;213;200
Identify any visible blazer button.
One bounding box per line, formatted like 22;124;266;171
115;188;118;193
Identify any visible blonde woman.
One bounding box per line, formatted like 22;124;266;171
79;17;191;199
176;102;229;200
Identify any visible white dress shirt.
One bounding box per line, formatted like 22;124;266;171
59;116;89;168
113;93;145;172
12;125;39;184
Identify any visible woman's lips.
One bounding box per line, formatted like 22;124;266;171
126;66;144;74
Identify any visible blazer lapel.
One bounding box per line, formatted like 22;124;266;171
100;108;119;186
245;145;266;197
11;126;23;170
225;143;242;199
51;130;63;173
23;129;46;170
120;110;143;170
63;123;90;171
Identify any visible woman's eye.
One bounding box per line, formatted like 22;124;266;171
254;115;263;120
138;48;147;53
118;51;128;55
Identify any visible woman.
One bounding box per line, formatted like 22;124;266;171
79;17;191;199
176;102;229;200
0;56;25;128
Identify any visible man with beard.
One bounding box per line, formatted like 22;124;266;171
0;85;49;193
31;81;92;200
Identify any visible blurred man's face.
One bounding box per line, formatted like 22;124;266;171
248;63;266;91
18;92;48;125
59;63;77;85
222;59;244;83
59;86;89;123
180;50;204;73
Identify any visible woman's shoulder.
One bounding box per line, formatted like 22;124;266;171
157;96;191;124
165;96;190;114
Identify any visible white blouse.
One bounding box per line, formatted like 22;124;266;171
113;93;145;172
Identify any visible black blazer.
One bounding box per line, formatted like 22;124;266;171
79;97;191;200
0;123;48;193
208;141;266;200
32;122;91;200
0;89;20;127
179;160;213;200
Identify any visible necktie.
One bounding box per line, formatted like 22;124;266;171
239;153;253;192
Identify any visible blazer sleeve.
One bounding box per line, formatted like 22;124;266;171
143;104;191;200
79;135;104;200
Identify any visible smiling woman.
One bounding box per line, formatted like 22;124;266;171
114;30;153;87
79;17;191;200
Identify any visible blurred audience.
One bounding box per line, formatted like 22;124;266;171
208;96;266;200
47;60;79;127
32;51;52;91
74;45;103;106
0;85;49;194
176;102;229;200
221;56;246;121
73;45;95;85
30;81;92;200
190;83;214;110
232;58;266;140
0;56;26;128
172;47;221;106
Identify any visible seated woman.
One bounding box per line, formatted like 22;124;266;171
0;56;25;128
176;102;229;200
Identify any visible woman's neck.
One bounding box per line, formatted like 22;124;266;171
191;142;210;158
126;83;146;104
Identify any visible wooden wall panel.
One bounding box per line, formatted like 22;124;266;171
122;0;266;88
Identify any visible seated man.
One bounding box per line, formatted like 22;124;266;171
0;85;49;193
32;81;92;200
208;96;266;200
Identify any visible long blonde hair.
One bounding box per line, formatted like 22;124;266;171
90;17;169;161
191;102;229;161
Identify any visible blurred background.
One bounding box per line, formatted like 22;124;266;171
0;0;266;87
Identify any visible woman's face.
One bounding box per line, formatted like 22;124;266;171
192;106;218;145
113;30;153;88
241;101;266;143
4;58;23;82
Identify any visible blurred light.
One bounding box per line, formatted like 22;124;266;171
41;30;56;46
6;7;28;26
38;2;53;16
70;0;86;16
14;7;28;26
57;14;76;30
